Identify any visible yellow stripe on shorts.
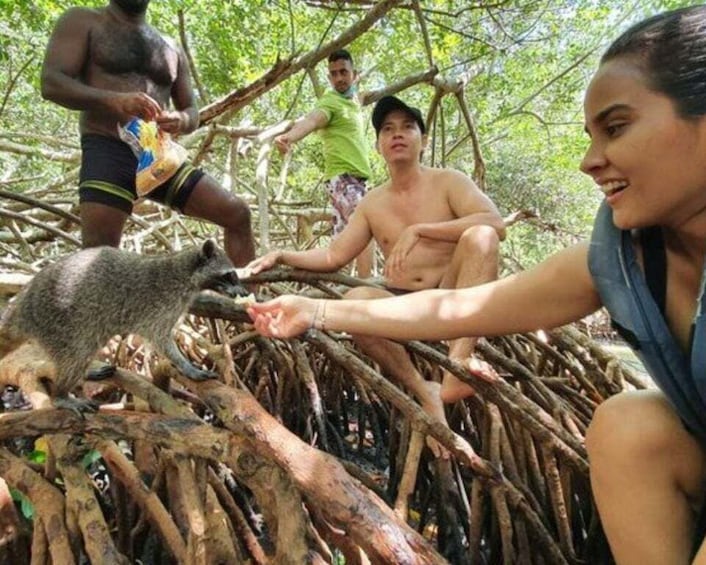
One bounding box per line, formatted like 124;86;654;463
79;180;134;203
164;163;195;207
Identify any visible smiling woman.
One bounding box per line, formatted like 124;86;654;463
248;6;706;563
581;58;706;231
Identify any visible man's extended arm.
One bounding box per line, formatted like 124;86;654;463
247;204;373;274
274;109;329;154
248;243;601;340
401;170;506;245
411;211;506;242
40;8;161;120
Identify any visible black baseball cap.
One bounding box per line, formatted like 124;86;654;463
372;95;426;137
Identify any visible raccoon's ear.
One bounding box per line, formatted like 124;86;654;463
201;240;217;259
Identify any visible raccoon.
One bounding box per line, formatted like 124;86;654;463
0;240;247;405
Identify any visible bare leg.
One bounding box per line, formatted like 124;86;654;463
438;225;500;403
182;175;256;267
586;390;706;564
80;202;129;248
344;286;447;455
354;240;375;279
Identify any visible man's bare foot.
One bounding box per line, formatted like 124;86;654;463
440;372;475;403
440;356;498;403
419;380;447;422
418;380;450;459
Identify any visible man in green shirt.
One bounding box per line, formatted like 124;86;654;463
274;49;374;278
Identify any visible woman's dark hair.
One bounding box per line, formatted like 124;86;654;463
602;6;706;117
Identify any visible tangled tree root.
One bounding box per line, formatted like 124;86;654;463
0;270;643;564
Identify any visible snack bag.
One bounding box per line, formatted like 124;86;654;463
118;118;188;197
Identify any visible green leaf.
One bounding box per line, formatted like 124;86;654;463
81;449;102;468
9;487;34;520
28;450;46;465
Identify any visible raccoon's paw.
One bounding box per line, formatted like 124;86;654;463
54;396;100;418
86;364;116;381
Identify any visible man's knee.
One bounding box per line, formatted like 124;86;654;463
221;195;252;231
456;225;500;260
185;178;253;230
586;391;676;468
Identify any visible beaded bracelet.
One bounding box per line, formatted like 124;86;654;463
318;300;327;331
311;300;327;331
310;301;321;330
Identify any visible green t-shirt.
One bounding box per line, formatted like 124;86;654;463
315;90;372;180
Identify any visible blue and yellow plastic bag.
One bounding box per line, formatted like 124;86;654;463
118;118;188;196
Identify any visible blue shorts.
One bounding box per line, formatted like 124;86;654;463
78;134;204;214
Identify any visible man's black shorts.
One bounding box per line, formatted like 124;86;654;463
78;134;205;214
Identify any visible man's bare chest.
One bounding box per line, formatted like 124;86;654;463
89;24;177;86
371;198;454;248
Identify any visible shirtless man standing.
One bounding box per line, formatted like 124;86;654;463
248;95;504;443
40;0;255;266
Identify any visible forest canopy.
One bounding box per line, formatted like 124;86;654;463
0;0;690;270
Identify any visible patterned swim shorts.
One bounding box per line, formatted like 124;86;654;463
324;173;367;235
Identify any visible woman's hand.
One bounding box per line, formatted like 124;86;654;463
248;296;318;338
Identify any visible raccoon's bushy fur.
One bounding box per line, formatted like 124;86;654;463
0;240;245;397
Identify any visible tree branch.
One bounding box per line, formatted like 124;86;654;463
199;0;405;125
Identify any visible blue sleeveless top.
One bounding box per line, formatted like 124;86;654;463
588;201;706;443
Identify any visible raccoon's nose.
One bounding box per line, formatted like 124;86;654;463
224;271;249;297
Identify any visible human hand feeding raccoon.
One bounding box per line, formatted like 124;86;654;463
248;296;322;338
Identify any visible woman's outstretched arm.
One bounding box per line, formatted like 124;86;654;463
248;242;602;341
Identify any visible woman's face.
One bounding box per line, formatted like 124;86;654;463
581;57;706;231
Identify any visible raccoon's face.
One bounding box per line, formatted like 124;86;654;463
194;241;249;298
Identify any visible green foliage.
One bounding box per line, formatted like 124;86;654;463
81;448;102;468
9;486;34;520
0;0;682;259
28;449;47;465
